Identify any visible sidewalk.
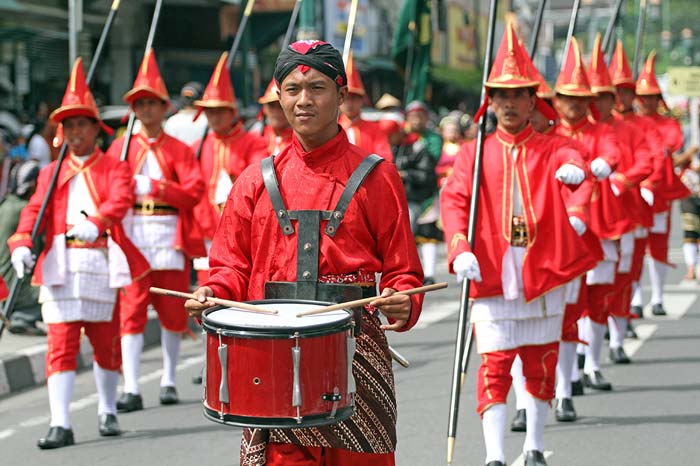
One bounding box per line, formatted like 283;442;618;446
0;310;197;398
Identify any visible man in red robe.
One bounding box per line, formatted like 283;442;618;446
186;40;423;466
190;52;269;284
339;51;393;161
8;58;148;448
441;24;594;466
258;78;294;155
635;51;691;316
105;49;205;411
552;38;621;393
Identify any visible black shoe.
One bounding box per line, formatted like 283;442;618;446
625;322;638;339
609;346;631;364
159;386;179;405
9;319;46;336
191;374;203;385
571;379;584;396
577;353;585;370
582;370;612;391
630;305;643;319
98;413;121;437
37;426;75;449
116;393;143;413
604;329;610;340
555;398;577;422
524;450;548;466
422;276;436;286
651;303;667;316
486;462;506;466
510;409;526;432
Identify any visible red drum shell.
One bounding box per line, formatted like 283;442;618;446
202;299;354;428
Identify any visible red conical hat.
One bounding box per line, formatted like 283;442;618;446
636;50;662;95
195;52;237;110
588;33;616;95
608;40;635;88
258;79;280;104
49;58;113;135
555;37;593;97
124;48;169;104
473;21;539;122
519;41;553;98
346;50;366;96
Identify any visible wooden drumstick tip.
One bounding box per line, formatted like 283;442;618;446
447;436;455;465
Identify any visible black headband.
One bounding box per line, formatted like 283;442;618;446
274;40;347;88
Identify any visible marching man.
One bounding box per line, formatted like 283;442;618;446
258;79;293;156
8;59;148;448
441;24;596;466
191;52;268;284
106;49;205;411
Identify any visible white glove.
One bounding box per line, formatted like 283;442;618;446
640;187;654;206
453;252;482;283
590;158;612;180
569;216;587;236
11;246;35;279
555;164;586;185
66;220;99;242
134;174;154;196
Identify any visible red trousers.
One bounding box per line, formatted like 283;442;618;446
561;278;587;343
46;304;121;377
648;212;671;265
476;342;559;415
120;265;190;334
630;237;648;282
586;283;617;325
266;444;395;466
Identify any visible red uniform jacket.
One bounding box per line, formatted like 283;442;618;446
204;130;424;331
340;114;393;162
192;123;269;240
260;124;293;156
106;131;206;258
554;118;622;240
441;124;598;301
0;276;7;301
8;149;149;285
599;116;654;234
645;113;691;204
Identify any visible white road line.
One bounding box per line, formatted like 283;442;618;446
510;450;553;466
623;324;658;357
644;293;697;320
414;303;459;329
0;355;203;442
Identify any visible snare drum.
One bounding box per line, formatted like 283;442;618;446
201;299;356;428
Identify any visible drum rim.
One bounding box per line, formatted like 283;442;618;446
202;405;354;429
201;299;353;338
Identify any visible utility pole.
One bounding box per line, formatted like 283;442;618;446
298;0;320;40
68;0;83;65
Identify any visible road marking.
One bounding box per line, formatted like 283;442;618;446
623;324;658;357
0;355;203;442
644;292;697;320
414;302;459;329
510;450;553;466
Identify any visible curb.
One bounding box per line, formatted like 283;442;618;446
0;310;198;398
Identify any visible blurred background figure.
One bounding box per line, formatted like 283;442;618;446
164;81;208;145
26;121;52;167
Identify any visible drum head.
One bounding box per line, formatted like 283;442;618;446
202;299;352;338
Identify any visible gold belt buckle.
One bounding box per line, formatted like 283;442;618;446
141;199;155;215
512;215;528;246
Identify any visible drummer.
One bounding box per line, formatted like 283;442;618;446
186;40;424;466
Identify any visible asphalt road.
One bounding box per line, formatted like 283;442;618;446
1;217;698;465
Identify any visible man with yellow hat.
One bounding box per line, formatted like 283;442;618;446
257;78;293;155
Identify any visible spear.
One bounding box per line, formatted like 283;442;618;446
602;0;625;62
446;1;498;464
283;0;304;50
527;0;548;59
632;0;648;79
562;0;581;63
342;0;360;65
119;0;164;161
0;0;123;338
194;0;257;160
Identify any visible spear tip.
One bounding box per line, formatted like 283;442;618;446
447;436;455;465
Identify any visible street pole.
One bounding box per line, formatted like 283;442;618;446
298;0;319;40
68;0;83;66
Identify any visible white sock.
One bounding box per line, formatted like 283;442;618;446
584;320;607;374
510;355;528;410
160;328;181;388
631;281;643;307
571;352;581;382
523;393;548;453
683;242;698;269
608;316;628;349
482;403;507;464
419;242;437;278
556;342;576;399
577;317;588;349
648;259;667;306
93;362;119;415
48;371;76;428
121;333;144;394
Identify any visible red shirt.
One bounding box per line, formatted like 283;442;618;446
106;131;206;258
0;276;7;301
340;114;393;162
192;123;269;239
204;130;424;331
8;149;149;285
441;124;598;301
644;113;690;204
261;124;293;156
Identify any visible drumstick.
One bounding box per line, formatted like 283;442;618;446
149;287;278;315
296;282;448;317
